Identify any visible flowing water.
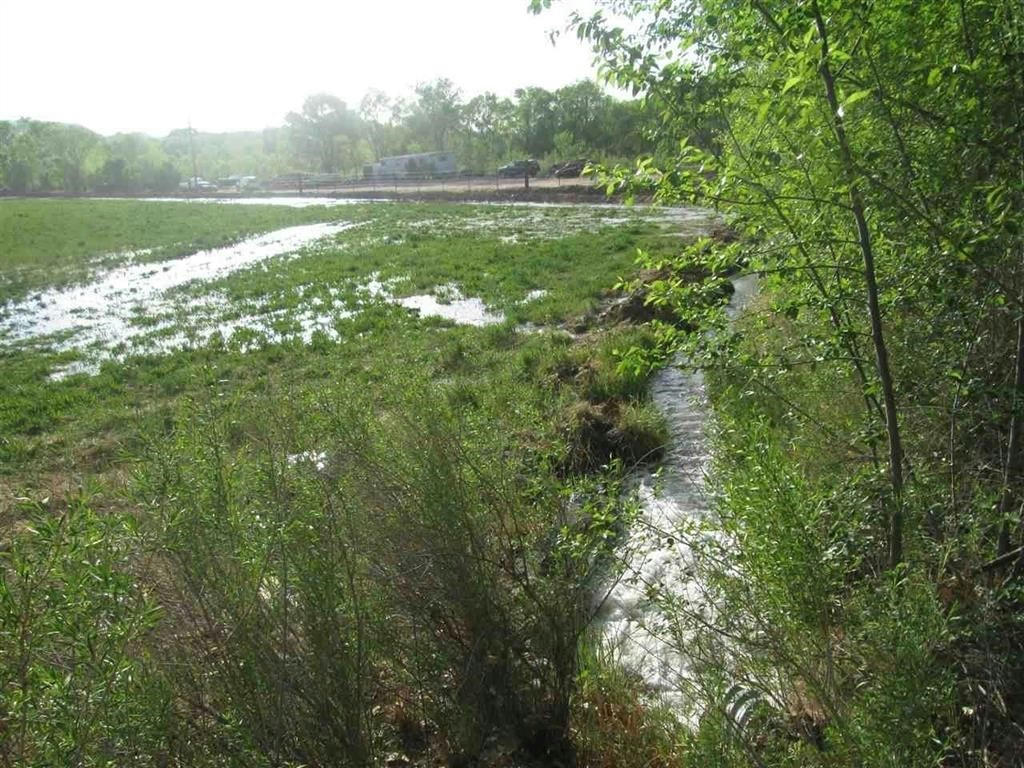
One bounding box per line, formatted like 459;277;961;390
599;274;759;713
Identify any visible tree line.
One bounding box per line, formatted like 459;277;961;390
0;79;659;193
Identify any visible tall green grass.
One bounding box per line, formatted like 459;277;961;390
0;198;366;303
122;374;637;764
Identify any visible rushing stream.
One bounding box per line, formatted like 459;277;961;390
599;273;759;714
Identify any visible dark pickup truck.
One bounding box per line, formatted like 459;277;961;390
498;159;540;177
554;159;591;178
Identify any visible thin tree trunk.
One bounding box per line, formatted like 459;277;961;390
1004;0;1024;555
997;315;1024;555
812;1;906;566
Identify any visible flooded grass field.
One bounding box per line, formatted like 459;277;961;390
0;197;713;506
0;195;779;762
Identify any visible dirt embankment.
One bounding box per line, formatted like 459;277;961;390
326;184;649;205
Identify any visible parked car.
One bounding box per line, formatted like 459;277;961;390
215;175;260;191
497;159;540;178
554;159;591;179
179;177;218;191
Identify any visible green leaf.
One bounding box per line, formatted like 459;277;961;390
782;75;803;95
927;67;943;86
843;89;871;108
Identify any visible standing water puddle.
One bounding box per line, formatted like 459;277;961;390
599;274;758;715
393;281;505;326
0;222;354;358
396;293;502;326
359;276;505;327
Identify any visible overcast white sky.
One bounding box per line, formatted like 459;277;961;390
0;0;602;137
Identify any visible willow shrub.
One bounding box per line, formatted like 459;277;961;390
139;391;383;766
136;374;626;764
535;0;1024;762
0;497;170;767
306;381;626;762
675;375;956;767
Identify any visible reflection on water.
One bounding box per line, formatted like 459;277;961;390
4;203;722;380
1;221;515;377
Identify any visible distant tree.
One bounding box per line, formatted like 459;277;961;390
409;79;463;152
262;127;278;155
285;94;361;173
458;92;516;169
5;129;42;193
161;128;191;160
0;80;656;190
513;86;559;157
97;133;178;191
0;122;11;188
53;125;102;193
552;80;606;150
360;89;394;161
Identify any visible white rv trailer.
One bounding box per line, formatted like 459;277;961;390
364;151;457;179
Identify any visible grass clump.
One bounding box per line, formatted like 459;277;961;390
538;327;668;475
571;642;686;768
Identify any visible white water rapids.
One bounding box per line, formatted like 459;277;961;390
598;274;759;716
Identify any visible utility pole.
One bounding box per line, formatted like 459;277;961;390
187;119;198;195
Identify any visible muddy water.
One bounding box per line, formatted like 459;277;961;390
599;274;758;715
0;222;354;355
